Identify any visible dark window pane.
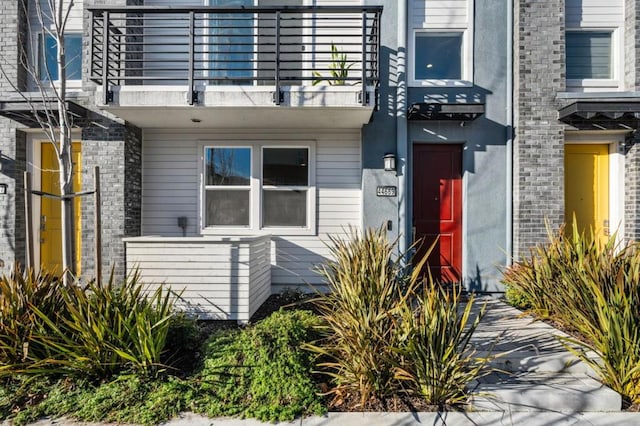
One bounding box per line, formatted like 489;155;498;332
39;34;82;81
205;190;250;226
263;190;307;227
566;32;612;79
263;148;308;186
205;147;251;186
415;33;463;80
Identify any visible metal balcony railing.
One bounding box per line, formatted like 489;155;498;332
88;6;382;106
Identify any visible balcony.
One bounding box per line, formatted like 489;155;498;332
88;5;382;128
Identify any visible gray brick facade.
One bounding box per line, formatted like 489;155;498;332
513;0;566;258
0;0;29;272
515;0;640;256
0;0;142;279
80;116;142;283
625;0;640;90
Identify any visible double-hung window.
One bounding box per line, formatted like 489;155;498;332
38;33;83;82
262;147;309;228
204;147;252;227
202;143;314;234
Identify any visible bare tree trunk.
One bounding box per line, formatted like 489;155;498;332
0;0;77;282
55;18;75;285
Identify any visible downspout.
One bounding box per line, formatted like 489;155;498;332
506;0;514;265
397;0;408;254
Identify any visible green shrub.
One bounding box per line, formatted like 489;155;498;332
192;309;324;422
0;267;65;366
161;314;202;372
394;281;488;407
0;375;192;426
504;282;532;310
502;221;640;404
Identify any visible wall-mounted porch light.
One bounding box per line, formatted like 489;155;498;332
0;183;7;195
383;153;396;172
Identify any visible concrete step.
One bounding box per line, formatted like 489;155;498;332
470;373;622;412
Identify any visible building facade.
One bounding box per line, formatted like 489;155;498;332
514;0;640;257
0;0;516;320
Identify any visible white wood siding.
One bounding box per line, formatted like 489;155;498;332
29;0;83;32
411;0;469;29
566;0;624;28
126;235;271;322
141;130;362;289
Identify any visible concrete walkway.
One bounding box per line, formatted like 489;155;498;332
469;298;621;412
14;298;638;425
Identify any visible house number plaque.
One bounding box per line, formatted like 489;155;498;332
376;186;397;197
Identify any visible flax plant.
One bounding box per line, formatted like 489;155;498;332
309;227;488;409
393;280;488;407
0;266;65;366
29;270;175;378
309;227;412;407
502;220;640;404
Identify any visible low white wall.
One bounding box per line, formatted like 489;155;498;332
124;235;271;322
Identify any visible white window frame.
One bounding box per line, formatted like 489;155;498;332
408;0;474;87
565;27;622;90
202;145;253;229
409;28;473;87
37;31;83;88
199;141;316;236
261;145;313;232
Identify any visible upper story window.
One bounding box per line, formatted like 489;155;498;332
565;0;623;91
414;32;463;80
202;143;316;235
409;0;473;86
566;31;612;80
38;33;83;82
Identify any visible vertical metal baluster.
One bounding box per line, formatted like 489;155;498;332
274;11;281;105
188;11;196;105
361;11;367;106
102;12;110;104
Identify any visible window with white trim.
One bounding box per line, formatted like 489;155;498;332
565;30;619;88
262;147;309;228
565;0;623;90
414;32;463;80
204;147;252;227
202;143;314;233
409;0;473;86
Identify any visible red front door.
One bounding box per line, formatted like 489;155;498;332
412;144;462;282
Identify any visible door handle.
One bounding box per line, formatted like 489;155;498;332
412;226;417;242
40;215;46;231
603;219;610;236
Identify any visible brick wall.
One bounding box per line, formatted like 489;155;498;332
513;0;566;258
625;2;640;243
625;0;640;91
81;114;141;283
0;0;28;273
0;0;143;279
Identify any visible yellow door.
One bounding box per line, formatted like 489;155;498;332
564;144;609;242
40;142;82;274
